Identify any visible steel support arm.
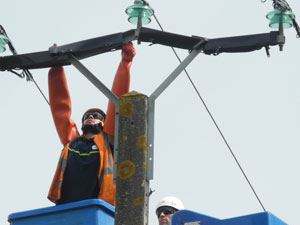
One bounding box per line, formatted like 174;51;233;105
137;28;284;54
0;28;284;71
0;31;129;71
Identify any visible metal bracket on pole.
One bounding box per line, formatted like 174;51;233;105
146;40;207;180
147;98;155;180
68;53;120;182
69;54;119;104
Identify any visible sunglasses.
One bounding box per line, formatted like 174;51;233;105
156;206;177;217
83;112;105;121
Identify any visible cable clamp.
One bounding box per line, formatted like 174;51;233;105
49;44;72;56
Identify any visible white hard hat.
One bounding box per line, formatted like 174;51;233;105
156;196;184;211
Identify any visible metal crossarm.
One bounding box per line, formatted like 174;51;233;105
202;31;284;55
138;28;284;54
0;32;126;71
0;28;285;71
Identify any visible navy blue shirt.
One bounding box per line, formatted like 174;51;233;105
57;137;100;204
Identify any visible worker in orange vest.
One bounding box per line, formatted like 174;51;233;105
47;42;136;206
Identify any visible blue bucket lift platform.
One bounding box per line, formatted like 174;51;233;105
8;200;287;225
8;199;114;225
171;210;288;225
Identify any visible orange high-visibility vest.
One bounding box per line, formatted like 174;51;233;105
48;131;115;206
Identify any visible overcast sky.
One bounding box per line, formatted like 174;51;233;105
1;0;300;225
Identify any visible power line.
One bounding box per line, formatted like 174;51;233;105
152;13;266;212
8;69;50;106
1;24;50;106
28;72;50;106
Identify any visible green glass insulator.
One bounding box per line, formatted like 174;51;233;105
0;35;9;53
125;0;154;25
266;9;295;29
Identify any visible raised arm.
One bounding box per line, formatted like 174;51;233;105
48;67;80;145
103;42;136;136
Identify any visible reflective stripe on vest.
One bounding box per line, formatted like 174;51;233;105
59;158;67;173
99;133;113;184
58;180;63;188
103;133;113;169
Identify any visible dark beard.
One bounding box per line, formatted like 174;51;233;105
81;123;102;135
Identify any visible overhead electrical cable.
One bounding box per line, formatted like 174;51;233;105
152;10;266;212
13;69;50;105
25;70;50;105
0;25;50;106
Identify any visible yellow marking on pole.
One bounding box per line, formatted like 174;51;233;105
136;136;147;153
119;101;134;117
133;197;144;206
141;180;146;187
118;160;136;180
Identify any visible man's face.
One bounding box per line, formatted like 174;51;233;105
156;207;177;225
83;112;104;126
158;212;173;225
81;111;105;135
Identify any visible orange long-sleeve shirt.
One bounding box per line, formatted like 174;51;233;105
48;42;136;144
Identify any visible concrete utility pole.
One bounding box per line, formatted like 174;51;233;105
115;92;149;225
